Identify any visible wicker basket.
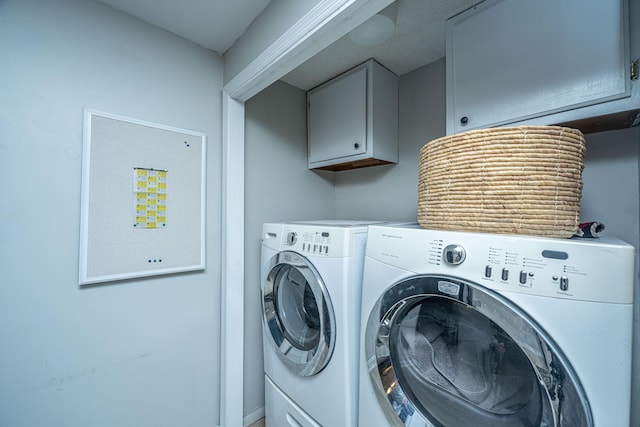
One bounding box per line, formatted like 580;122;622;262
417;126;586;238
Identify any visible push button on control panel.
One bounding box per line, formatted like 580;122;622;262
519;270;527;284
501;268;509;281
484;265;492;278
560;276;569;291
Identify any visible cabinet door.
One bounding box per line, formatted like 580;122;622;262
308;66;367;164
447;0;629;134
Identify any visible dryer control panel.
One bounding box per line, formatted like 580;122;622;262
367;224;635;304
477;244;573;292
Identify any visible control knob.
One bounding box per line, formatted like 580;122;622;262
443;244;466;265
286;231;297;246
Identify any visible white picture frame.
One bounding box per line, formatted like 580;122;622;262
79;109;206;285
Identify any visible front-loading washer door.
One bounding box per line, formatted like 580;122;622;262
366;275;592;427
262;251;336;376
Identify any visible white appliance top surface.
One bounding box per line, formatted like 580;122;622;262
365;224;636;304
372;223;633;247
284;220;386;227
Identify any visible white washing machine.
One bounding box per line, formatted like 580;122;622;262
261;220;381;427
358;224;635;427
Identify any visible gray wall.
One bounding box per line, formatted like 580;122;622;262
244;81;335;422
335;58;447;221
581;128;640;248
0;1;224;426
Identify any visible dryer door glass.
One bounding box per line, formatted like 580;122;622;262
276;266;321;351
365;275;592;427
263;251;336;376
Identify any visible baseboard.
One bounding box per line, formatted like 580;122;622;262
244;406;265;427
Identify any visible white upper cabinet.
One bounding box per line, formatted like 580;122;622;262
446;0;637;135
308;59;398;171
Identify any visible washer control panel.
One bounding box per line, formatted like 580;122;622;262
368;225;635;304
281;228;334;255
261;222;369;258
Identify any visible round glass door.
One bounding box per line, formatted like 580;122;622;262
365;275;592;427
262;251;336;376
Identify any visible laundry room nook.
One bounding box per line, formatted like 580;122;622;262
2;0;639;427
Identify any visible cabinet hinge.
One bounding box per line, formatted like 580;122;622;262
631;60;639;80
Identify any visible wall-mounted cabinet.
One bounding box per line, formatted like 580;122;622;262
446;0;639;135
307;59;398;171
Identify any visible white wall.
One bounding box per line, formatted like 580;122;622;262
243;81;335;423
0;1;224;426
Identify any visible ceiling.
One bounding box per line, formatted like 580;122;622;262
96;0;479;91
283;0;479;90
95;0;272;54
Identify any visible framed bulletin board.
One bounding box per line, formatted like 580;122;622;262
79;109;206;285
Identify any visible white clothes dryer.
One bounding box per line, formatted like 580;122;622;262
261;220;381;427
358;224;635;427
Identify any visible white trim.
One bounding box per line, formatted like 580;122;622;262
225;0;394;101
219;1;392;426
220;92;245;427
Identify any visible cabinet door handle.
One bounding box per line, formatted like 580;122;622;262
460;116;469;126
354;143;360;149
